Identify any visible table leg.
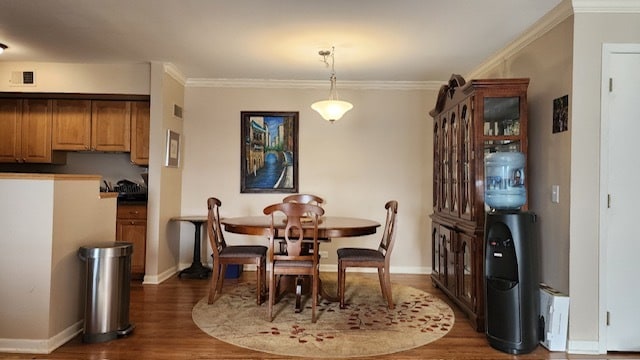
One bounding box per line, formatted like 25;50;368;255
178;221;212;279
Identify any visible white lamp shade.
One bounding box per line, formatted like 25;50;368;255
311;100;353;122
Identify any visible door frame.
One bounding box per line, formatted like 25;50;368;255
598;42;640;353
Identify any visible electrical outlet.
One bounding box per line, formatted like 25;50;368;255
319;251;329;259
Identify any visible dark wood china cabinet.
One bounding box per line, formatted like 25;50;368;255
430;75;529;331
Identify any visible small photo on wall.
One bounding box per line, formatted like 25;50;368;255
553;95;569;133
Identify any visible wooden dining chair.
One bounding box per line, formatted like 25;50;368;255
263;202;325;322
281;193;325;253
282;193;324;207
337;200;398;309
207;197;268;305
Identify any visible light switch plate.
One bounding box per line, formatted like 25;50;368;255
552;185;560;203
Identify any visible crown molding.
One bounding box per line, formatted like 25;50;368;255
468;0;640;78
185;78;441;90
163;63;186;85
468;0;574;79
572;0;640;13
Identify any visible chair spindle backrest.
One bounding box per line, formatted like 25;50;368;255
207;197;227;258
378;200;399;259
282;194;324;207
263;202;324;259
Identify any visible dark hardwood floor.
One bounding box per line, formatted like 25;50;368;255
0;272;637;359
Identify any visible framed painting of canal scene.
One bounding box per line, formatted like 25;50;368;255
240;111;299;193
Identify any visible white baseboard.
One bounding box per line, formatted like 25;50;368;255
143;265;179;284
567;340;602;354
0;320;82;354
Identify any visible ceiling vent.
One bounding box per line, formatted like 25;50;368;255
173;104;183;119
10;71;36;86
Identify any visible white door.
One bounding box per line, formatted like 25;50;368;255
601;45;640;351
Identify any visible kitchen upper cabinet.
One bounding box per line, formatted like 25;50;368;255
52;99;149;158
52;99;92;150
130;101;150;165
0;98;65;163
91;100;131;152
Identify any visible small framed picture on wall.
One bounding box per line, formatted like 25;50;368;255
165;129;181;167
553;95;569;133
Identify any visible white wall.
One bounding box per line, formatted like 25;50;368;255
180;84;437;272
569;11;640;350
0;62;149;94
144;64;185;283
0;175;116;354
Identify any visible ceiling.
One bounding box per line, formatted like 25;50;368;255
0;0;564;83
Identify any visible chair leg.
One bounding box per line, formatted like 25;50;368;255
268;269;275;321
378;266;394;310
312;270;318;323
219;264;229;298
338;260;346;309
208;263;221;304
257;258;267;305
256;262;262;305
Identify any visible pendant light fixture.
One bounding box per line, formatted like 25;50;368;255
311;46;353;123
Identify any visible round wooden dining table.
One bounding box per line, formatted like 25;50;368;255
221;215;380;239
221;215;381;310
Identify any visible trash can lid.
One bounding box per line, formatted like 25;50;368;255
78;242;133;259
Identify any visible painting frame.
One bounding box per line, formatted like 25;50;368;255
240;111;299;193
552;95;569;133
165;129;181;167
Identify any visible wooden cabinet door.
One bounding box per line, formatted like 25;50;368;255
130;101;150;165
441;226;457;295
52;99;91;150
91;100;131;152
431;223;443;283
116;219;146;278
0;99;22;162
457;232;478;311
117;203;147;280
21;99;53;163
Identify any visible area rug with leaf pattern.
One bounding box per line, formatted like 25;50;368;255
192;276;454;358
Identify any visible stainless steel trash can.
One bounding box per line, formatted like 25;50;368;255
78;242;135;343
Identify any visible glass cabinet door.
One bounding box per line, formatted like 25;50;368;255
450;110;458;216
482;96;522;154
433;121;440;211
460;98;474;220
441;115;449;211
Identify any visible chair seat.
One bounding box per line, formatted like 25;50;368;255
337;247;384;262
220;245;268;258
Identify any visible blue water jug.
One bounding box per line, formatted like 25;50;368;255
484;152;526;210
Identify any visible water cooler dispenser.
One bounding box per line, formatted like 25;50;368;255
484;152;539;354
